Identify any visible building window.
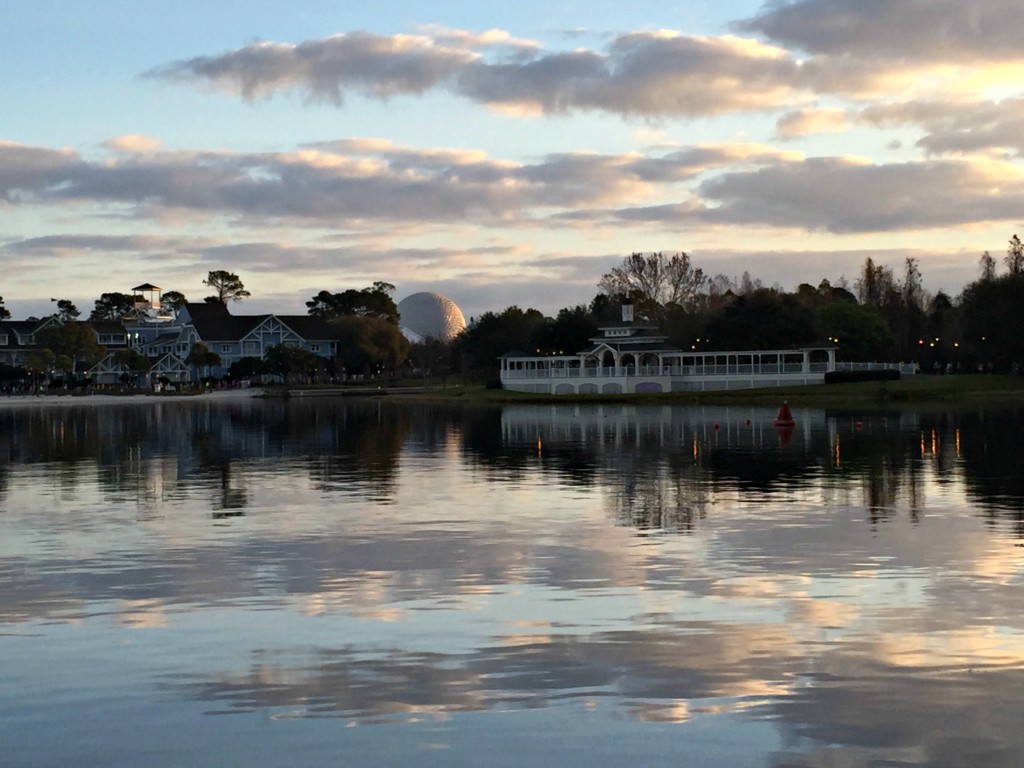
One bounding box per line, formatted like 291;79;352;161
221;345;232;353
310;344;320;352
0;334;7;346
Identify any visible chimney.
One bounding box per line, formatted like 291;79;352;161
621;298;634;323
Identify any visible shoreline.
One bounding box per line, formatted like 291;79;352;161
0;388;267;408
1;375;1023;410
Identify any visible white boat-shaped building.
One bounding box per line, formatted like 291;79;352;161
499;302;910;395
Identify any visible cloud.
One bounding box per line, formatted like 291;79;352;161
695;156;1024;233
862;98;1024;157
8;134;1024;249
1;138;802;228
0;141;78;202
775;107;852;139
148;30;808;118
146;33;477;103
731;1;1024;103
103;134;163;154
458;33;804;118
5;233;207;255
737;0;1024;61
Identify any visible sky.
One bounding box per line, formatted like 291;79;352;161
4;0;1024;321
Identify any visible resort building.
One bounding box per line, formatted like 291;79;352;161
0;316;63;368
500;301;849;395
88;297;337;384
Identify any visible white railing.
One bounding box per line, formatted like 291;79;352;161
503;363;826;380
504;360;917;381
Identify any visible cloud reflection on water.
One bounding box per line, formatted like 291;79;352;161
2;400;1024;766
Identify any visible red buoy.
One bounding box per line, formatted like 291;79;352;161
774;401;795;427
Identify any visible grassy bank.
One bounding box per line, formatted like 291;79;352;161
280;375;1024;410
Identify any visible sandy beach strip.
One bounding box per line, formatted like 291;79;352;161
0;388;267;408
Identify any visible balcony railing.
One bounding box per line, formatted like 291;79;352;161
502;360;911;380
504;364;818;379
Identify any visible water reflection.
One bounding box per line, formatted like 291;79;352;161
2;399;1024;767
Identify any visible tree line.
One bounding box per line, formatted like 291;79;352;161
6;238;1024;388
454;239;1024;381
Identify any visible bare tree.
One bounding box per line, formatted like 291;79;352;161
980;250;997;281
901;257;926;311
598;252;706;309
855;257;895;307
1006;235;1024;275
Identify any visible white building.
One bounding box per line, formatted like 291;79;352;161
499;301;844;395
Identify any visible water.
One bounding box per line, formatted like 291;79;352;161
1;398;1023;767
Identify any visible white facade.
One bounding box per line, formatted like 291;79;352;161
495;301;922;395
500;345;840;395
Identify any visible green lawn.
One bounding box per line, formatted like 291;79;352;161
381;375;1024;409
277;374;1024;410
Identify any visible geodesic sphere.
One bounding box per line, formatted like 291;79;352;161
397;292;466;342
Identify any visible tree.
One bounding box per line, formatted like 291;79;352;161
406;337;453;385
203;271;250;305
454;306;547;380
24;348;55;392
330;315;409;377
160;290;187;312
980;251;997;281
589;293;623;323
901;258;926;312
535;305;598;355
855;257;895;308
306;282;399;323
51;299;80;322
90;292;136;321
960;273;1024;372
113;348;152;386
0;295;10;321
35;322;105;373
705;289;818;350
817;300;895;361
228;356;266;380
263;345;325;384
1006;235;1024;276
185;342;222;378
598;252;706;313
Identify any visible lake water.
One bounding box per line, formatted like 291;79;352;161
2;398;1024;767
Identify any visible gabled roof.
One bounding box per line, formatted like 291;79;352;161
0;317;62;346
142;332;181;347
179;303;336;345
590;323;668;344
276;315;335;341
88;321;129;335
179;302;265;341
5;316;59;333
